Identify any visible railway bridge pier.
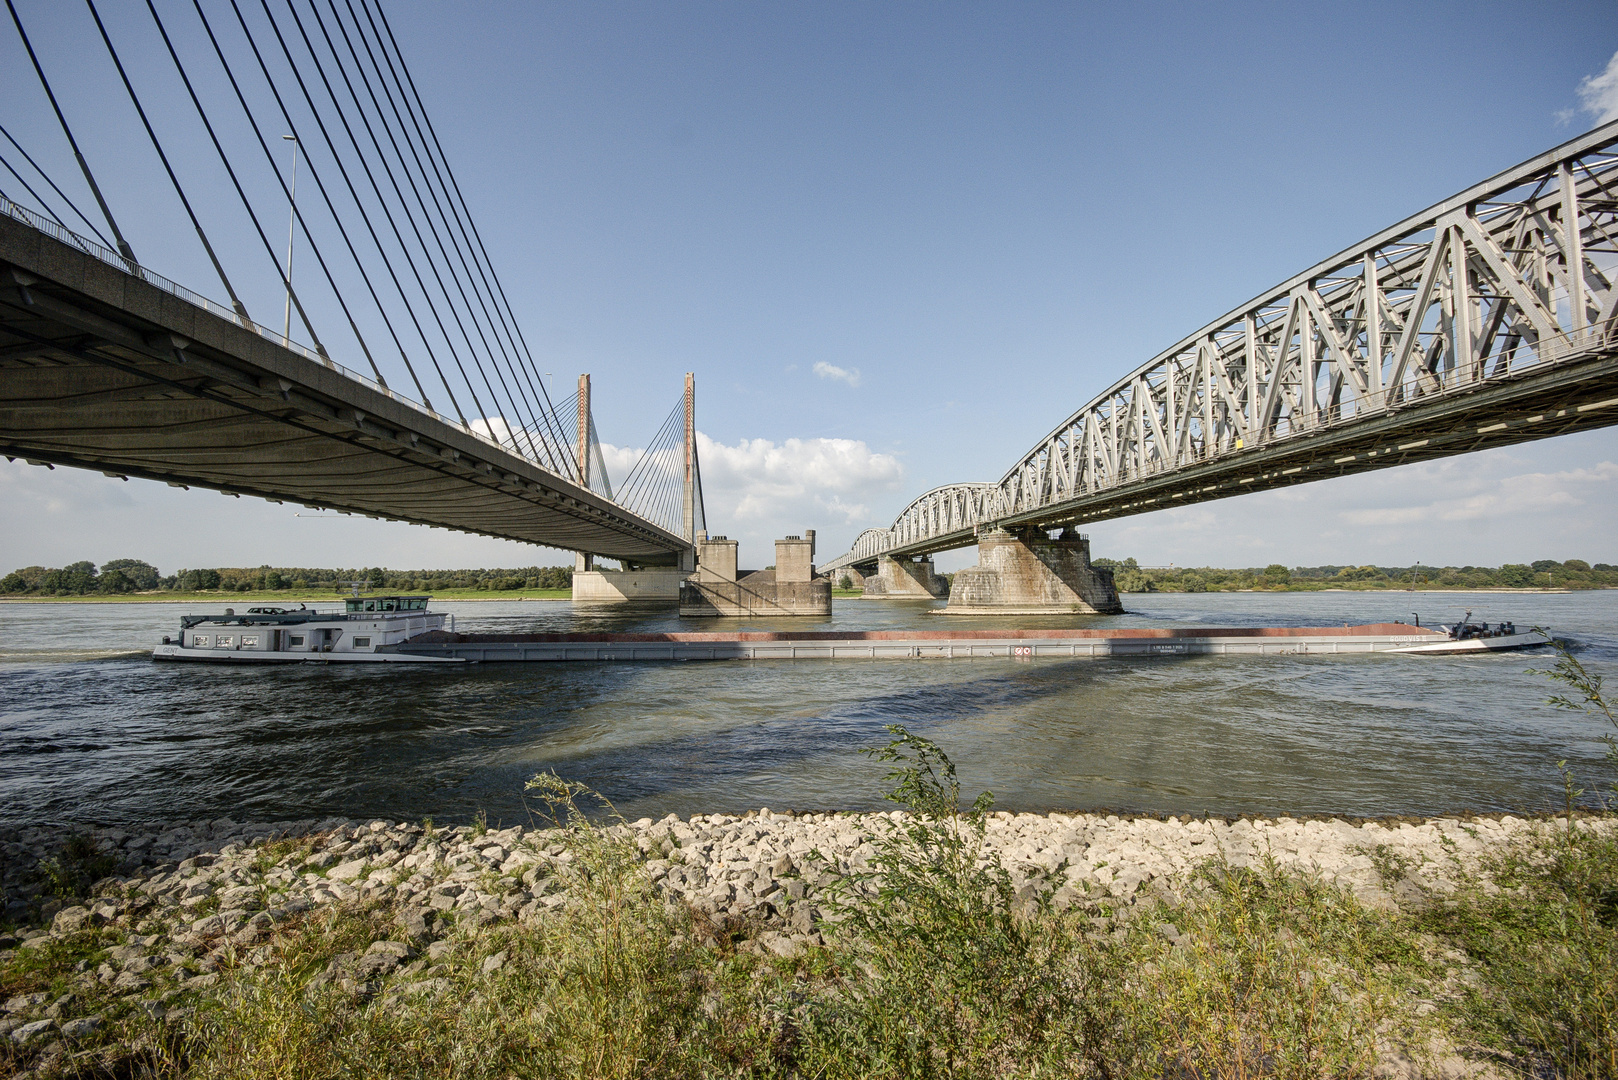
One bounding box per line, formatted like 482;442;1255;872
941;529;1121;615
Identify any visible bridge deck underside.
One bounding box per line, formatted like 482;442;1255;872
0;217;686;564
865;350;1618;565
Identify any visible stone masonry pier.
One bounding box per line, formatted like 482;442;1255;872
861;554;948;599
941;528;1122;615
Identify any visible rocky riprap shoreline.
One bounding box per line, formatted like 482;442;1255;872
0;807;1564;1061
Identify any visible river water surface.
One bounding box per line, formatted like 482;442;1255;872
2;591;1615;828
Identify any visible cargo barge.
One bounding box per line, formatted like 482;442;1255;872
387;622;1542;663
152;595;1550;665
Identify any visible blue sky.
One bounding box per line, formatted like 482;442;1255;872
4;1;1618;575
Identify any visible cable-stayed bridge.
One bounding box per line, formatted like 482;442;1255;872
0;0;701;564
825;122;1618;576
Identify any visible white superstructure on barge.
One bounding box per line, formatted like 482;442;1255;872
152;595;464;664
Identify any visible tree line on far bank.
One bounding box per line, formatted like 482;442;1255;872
0;561;575;596
1090;557;1617;593
8;557;1616;598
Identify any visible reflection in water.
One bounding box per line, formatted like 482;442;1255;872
0;591;1614;826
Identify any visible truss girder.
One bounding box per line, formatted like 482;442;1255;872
823;121;1618;572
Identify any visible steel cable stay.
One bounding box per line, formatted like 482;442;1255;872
364;0;574;460
148;0;399;388
264;0;565;475
318;0;567;474
4;0;137;270
241;0;497;431
282;0;531;447
84;0;254;330
210;0;471;425
339;0;571;471
614;400;682;504
290;0;552;471
611;397;688;536
501;388;580;466
185;0;426;391
0;122;113;249
613;428;676;521
585;412;613;501
0;157;75;243
2;0;678;521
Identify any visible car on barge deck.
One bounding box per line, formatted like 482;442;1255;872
152;594;464;664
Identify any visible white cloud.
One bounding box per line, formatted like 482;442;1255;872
812;361;862;387
1078;435;1618;569
1577;50;1618;125
1338;462;1617;528
599;431;904;560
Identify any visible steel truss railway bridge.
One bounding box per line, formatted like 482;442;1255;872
825;122;1618;575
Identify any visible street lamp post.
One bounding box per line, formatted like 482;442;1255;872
282;135;298;342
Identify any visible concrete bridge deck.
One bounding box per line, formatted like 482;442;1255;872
0;207;687;564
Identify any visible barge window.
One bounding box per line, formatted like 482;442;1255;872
192;634;210;647
353;636;371;648
215;636;234;649
289;635;305;646
241;635;259;648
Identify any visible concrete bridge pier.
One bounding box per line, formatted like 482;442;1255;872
940;528;1122;615
862;554;948;598
572;563;690;605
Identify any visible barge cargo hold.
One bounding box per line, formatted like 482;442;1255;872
390;623;1462;663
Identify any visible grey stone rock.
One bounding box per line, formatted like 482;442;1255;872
60;1015;101;1039
50;906;92;935
111;971;151;995
480;950;507;974
10;1018;54;1045
328;859;368;882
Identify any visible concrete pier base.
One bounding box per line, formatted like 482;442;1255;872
572;568;690;605
679;573;832;616
939;528;1122;615
862;554;948;598
680;532;831;617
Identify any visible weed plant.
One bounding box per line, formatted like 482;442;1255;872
36;833;118;899
1418;823;1618;1078
799;725;1137;1078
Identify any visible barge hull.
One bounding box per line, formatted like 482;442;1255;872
152;644;464;664
390;623;1451;663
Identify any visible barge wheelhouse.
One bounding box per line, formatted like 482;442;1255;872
152;595;463;664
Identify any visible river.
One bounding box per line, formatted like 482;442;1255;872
2;590;1615;828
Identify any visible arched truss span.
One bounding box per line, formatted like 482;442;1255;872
824;121;1618;570
822;484;997;571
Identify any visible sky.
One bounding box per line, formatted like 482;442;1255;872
3;1;1618;576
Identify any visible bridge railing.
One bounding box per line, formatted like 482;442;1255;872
0;195;578;483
